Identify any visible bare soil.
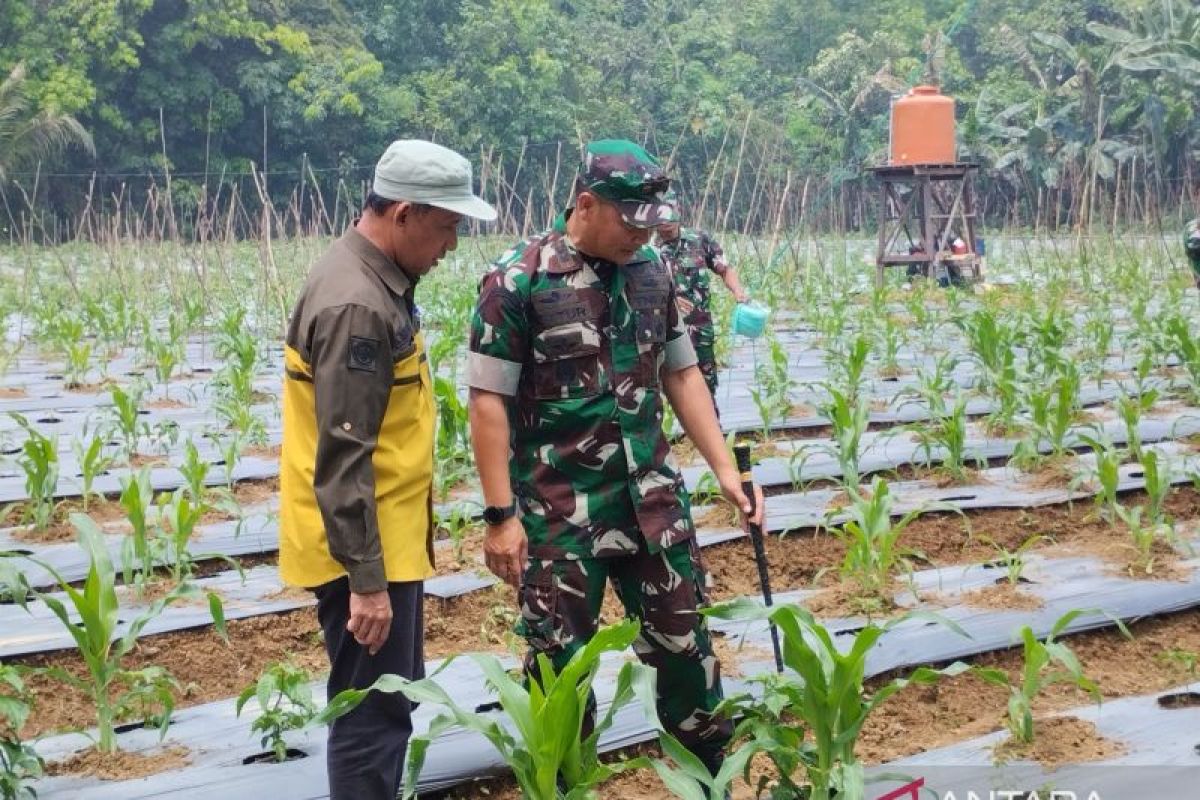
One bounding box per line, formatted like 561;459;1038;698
45;745;190;780
992;717;1125;768
958;581;1046;611
144;398;190;410
243;444;281;461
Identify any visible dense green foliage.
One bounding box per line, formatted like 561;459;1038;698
1;0;1197;230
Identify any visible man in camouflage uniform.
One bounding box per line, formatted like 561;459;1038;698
466;139;763;788
655;193;748;419
1187;219;1200;289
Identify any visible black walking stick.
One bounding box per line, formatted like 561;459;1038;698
733;444;783;673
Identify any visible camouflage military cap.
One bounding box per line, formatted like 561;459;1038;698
578;139;675;228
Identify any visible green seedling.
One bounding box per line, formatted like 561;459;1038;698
909;393;975;482
177;439;211;503
108;383;148;462
827;477;929;610
819;384;870;493
118;467;160;592
1156;648;1198;678
701;599;969;800
215;396;267;446
1076;433;1121;525
205;431;247;490
148;339;181;396
1116;388;1157;461
321;620;659;800
63;339;93;389
1010;365;1081;470
0;664;44;800
974;610;1124;746
981;534;1049;586
8;414;59;533
433;375;473;500
72;430;115;512
1162;313;1200;403
750;335;796;438
1122;449;1174;575
826;333;871;400
11;515;225;753
437;503;479;566
236;662;318;763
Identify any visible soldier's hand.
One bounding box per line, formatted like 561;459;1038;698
484;516;528;589
348;590;393;656
720;479;765;530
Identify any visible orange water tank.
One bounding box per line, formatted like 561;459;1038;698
889;86;956;165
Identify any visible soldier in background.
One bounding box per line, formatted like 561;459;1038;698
466;139;763;792
656;191;748;419
1186;219;1200;288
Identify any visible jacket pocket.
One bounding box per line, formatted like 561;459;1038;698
530;322;603;400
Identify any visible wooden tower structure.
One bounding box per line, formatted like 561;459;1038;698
871;162;982;286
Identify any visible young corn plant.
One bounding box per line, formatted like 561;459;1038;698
1116;388;1157;461
236;662;318;763
0;664;44;800
63;338;94;389
981;534;1048;586
321;620;659;800
909;393;975;482
700;599;969;800
206;430;248;491
12;515;226;753
875;317;906;379
750;335;796;438
1010;365;1082;471
157;488;244;583
71;428;115;512
8;414;59;533
1081;307;1116;385
819;385;870;493
1122;449;1175;575
1161;313;1200;403
1077;434;1122;525
436;503;480;566
824;333;871;401
148;338;181;397
108;382;149;462
1023;302;1071;383
974;610;1120;746
828;478;929;612
956;306;1017;394
433;376;473;500
176;438;211;503
118;467;161;592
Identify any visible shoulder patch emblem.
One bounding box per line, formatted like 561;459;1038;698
348;336;381;372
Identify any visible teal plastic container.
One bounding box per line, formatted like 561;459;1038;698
732;302;769;339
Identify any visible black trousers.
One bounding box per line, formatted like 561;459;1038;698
314;578;424;800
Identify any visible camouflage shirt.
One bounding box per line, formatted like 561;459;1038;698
1187;219;1200;266
467;215;698;560
656;228;729;328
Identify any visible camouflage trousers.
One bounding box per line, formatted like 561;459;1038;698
515;537;732;769
689;323;719;420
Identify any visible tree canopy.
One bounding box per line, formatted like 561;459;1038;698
1;0;1197;231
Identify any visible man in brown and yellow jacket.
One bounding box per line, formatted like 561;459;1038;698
280;139;495;800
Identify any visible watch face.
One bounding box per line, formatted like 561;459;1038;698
483;508;501;525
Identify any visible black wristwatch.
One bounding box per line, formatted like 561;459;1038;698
482;500;517;526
